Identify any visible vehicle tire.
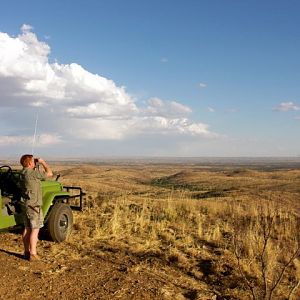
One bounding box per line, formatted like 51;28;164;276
45;203;73;242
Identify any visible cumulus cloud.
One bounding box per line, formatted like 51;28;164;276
0;25;218;147
144;98;192;117
0;25;136;110
131;117;216;137
273;101;300;111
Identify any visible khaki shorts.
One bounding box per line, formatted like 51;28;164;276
23;206;44;229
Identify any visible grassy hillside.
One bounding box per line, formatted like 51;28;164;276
51;162;300;299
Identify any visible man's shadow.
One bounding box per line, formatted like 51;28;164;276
0;248;24;259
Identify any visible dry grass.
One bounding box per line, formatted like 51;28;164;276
54;163;300;299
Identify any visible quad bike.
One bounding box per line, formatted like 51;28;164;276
0;165;85;242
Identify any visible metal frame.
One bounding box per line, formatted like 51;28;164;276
63;186;86;211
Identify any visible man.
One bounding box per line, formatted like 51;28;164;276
19;155;53;261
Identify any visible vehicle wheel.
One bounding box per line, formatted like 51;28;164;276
45;203;73;242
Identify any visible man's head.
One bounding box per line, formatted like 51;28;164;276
20;154;34;168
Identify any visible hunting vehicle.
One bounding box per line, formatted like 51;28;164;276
0;164;85;242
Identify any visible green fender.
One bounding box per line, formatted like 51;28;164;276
42;191;70;217
41;180;70;217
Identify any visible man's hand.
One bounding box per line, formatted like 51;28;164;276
37;158;53;177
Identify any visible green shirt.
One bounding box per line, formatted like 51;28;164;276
20;168;46;207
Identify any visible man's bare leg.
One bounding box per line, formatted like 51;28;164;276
29;228;40;255
22;227;31;253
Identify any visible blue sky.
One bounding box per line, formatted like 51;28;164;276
0;0;299;158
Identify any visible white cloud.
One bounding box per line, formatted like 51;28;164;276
66;101;137;119
21;24;34;32
145;97;192;117
208;107;215;112
0;135;31;146
274;101;300;111
0;133;62;146
64;119;128;140
130;117;217;137
0;27;136;110
199;82;207;88
37;134;62;145
0;29;50;80
63;115;217;140
160;58;168;63
0;25;218;147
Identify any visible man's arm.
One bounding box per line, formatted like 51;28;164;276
37;158;53;178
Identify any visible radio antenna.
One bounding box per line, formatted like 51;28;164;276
31;112;39;155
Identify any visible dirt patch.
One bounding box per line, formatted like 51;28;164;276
0;232;220;300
